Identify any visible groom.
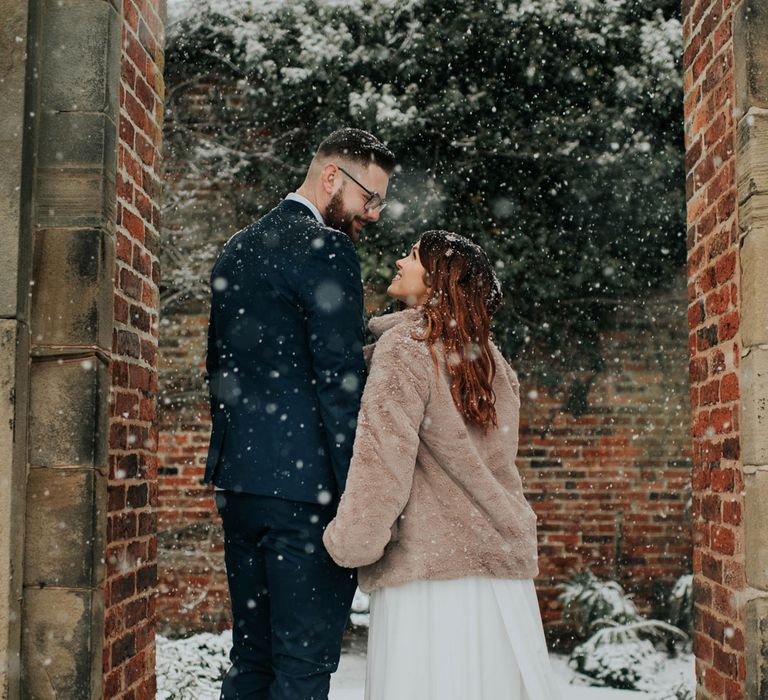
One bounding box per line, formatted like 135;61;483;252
204;128;396;699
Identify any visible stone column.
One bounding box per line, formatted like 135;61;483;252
683;0;768;697
0;1;33;696
19;1;122;697
734;3;768;697
0;1;164;696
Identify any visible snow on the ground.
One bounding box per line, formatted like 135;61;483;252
157;631;230;699
157;630;694;700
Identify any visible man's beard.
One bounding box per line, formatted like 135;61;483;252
324;189;362;241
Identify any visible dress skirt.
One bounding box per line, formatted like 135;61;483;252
365;577;562;700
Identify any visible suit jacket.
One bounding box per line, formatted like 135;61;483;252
204;199;367;504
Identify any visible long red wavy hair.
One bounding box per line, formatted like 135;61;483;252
414;230;503;431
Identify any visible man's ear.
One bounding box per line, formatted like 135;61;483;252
320;162;338;195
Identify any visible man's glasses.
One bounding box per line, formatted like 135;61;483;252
337;166;387;213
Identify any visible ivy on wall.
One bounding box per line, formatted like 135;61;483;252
163;0;685;389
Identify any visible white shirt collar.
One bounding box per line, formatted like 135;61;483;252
285;193;324;224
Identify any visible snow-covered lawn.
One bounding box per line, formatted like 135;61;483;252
157;630;694;700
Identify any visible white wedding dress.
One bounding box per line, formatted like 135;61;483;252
365;577;562;700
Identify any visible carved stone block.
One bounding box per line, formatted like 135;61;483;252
28;355;109;468
31;228;114;350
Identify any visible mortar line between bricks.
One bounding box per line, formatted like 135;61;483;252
22;585;101;593
28;465;108;472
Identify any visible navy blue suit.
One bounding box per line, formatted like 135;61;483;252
205;199;364;698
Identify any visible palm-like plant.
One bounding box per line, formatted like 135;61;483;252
561;571;689;690
583;619;688;647
558;570;638;638
667;574;693;635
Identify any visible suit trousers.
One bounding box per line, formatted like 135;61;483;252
216;491;356;700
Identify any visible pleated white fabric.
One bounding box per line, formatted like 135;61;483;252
365;577;562;700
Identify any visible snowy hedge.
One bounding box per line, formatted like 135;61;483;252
164;0;684;385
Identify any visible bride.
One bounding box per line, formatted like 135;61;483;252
323;230;561;699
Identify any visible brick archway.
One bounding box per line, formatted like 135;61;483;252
1;0;767;698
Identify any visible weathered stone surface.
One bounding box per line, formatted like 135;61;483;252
39;0;121;118
31;229;114;350
735;0;768;115
745;596;768;698
745;471;768;589
20;588;102;700
0;0;30;318
741;224;768;347
739;191;768;241
23;469;102;589
28;355;109;468
742;348;768;468
0;321;28;698
34;2;121;232
35;170;116;232
38;112;117;171
737;111;768;205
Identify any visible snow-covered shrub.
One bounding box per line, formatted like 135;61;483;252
558;570;638;638
571;617;687;690
582;618;688;647
653;683;695;700
157;631;230;699
667;574;693;637
561;571;688;689
570;637;661;690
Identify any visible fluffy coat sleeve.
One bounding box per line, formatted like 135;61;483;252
323;330;430;568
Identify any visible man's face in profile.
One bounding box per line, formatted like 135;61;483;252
324;164;390;242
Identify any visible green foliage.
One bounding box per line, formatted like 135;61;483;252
164;0;685;383
559;570;688;690
558;570;638;637
659;573;694;657
570;637;660;689
655;683;695;700
666;574;693;637
583;618;688;647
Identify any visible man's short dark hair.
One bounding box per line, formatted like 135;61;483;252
317;128;396;174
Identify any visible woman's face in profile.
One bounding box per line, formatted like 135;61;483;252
387;242;431;307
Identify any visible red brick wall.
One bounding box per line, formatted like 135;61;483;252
682;0;745;697
157;304;229;635
520;292;693;629
105;2;164;696
155;288;692;636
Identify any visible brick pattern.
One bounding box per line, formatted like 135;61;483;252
105;2;164;697
155;79;250;635
519;294;693;629
682;0;745;697
155;292;692;636
157;304;229;635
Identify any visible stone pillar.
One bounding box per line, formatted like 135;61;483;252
0;1;164;697
683;0;768;697
734;3;768;698
19;1;122;698
0;1;33;695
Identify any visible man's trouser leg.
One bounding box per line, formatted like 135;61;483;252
217;492;357;700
